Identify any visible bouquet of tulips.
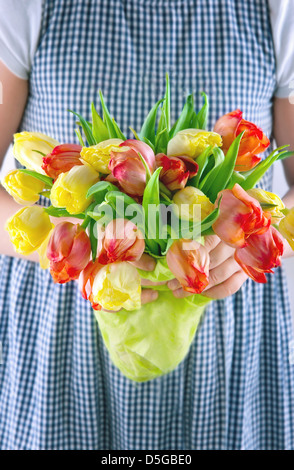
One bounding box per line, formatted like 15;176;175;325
3;77;294;382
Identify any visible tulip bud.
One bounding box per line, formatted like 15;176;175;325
91;262;141;311
42;144;83;180
235;226;284;283
2;169;45;205
173;186;214;222
50;162;99;214
81;138;124;174
279;207;294;250
155;153;198;191
213;184;271;248
247;188;285;224
5;206;53;255
108;140;156;197
13;132;59;175
213;110;270;171
47;222;92;283
97;219;145;264
166;239;210;294
167;129;222;160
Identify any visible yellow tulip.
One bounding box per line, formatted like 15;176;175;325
5;206;53;255
50;163;99;214
2;170;45;205
279;207;294;251
37;227;55;269
173;186;214;222
13;132;59;175
247;188;285;223
167;129;222;159
92;262;141;311
81;138;124;174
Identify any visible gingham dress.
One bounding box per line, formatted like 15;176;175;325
0;0;294;450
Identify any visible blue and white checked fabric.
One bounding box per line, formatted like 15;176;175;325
0;0;294;450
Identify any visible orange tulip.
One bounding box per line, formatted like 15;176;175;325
235;226;284;283
108;140;156;197
213;110;270;171
166;239;210;294
47;222;91;283
155;153;198;191
42;144;83;180
97;219;145;265
213;184;271;248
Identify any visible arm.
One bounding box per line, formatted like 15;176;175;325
273;97;294;258
0;61;40;261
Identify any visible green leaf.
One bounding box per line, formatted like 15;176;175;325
190;110;199;129
199;148;225;193
196;92;209;130
19;169;54;187
142;167;166;253
44;206;85;219
75;129;85;146
89;219;98;261
99;90;117;138
139;98;164;145
188;146;213;188
129;127;140;140
142;137;155;152
138;152;152;184
91;102;109;143
169;94;194;139
163;73;171;132
112;118;126;140
69;110;96;146
87;181;119;201
207;132;244;202
240;146;291;190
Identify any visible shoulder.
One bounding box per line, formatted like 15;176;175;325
0;0;43;79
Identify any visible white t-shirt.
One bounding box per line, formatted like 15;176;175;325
0;0;293;98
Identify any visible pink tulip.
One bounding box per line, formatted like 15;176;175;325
166;239;210;294
213;184;271;248
108;140;156;197
213;110;270;172
47;222;91;283
97;218;145;264
235;226;284;283
155;153;198;191
42;144;83;180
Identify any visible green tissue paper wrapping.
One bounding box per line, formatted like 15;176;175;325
94;259;211;382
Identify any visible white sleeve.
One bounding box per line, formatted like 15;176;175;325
269;0;294;98
0;0;43;80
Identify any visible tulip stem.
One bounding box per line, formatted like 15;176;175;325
159;182;172;199
81;216;91;229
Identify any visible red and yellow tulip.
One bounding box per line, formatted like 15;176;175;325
155;153;198;191
108;140;156;197
42;144;83;180
166;239;210;294
213;110;270;171
213;184;271;248
97;218;145;265
47;222;91;283
234;226;284;283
